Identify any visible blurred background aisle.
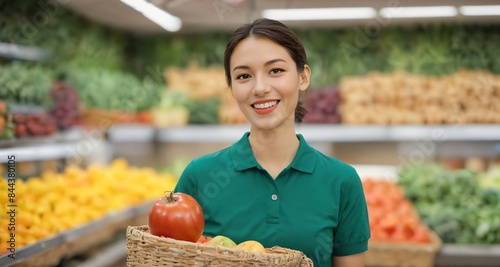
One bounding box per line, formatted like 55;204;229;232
0;0;499;266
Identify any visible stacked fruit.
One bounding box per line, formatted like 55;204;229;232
13;113;56;138
362;178;433;243
50;79;81;130
0;158;177;251
302;87;341;124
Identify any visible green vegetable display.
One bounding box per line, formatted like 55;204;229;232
0;61;53;106
185;98;220;124
67;68;163;112
398;164;500;244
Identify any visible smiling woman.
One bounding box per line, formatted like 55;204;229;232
174;18;370;267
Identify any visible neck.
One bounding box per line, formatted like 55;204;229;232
248;121;299;172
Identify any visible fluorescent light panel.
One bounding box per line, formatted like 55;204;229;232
121;0;181;32
460;5;500;16
380;6;457;18
262;7;377;21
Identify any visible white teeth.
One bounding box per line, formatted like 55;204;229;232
254;101;277;109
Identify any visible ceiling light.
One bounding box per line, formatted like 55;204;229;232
460;5;500;16
262;8;377;21
121;0;181;32
380;6;458;18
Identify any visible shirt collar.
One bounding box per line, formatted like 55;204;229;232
230;132;317;174
289;134;317;174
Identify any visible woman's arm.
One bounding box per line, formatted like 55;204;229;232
332;252;365;267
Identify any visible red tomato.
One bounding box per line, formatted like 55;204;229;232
148;192;204;242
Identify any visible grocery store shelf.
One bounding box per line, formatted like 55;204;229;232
0;127;84;148
0;201;153;267
152;124;500;143
0;142;81;163
0;127;88;163
157;124;251;143
107;124;156;142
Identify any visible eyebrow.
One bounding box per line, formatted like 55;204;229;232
232;58;287;72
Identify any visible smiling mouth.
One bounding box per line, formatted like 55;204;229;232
251;100;279;109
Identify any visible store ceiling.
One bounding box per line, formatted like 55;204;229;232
59;0;500;35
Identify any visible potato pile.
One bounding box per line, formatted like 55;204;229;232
165;63;226;101
339;70;500;124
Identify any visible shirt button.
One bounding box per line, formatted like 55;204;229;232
271;194;278;201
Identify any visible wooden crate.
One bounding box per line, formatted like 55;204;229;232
366;229;442;267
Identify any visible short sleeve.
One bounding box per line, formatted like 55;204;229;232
173;160;198;198
332;171;371;256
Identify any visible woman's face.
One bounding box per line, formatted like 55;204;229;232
229;36;310;130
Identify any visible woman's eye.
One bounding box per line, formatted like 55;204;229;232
271;68;284;74
236;74;250;80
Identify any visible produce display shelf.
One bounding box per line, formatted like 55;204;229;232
108;124;500;143
0;127;85;163
0;201;153;267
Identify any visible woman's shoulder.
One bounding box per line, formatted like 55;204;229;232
313;149;359;178
185;146;232;170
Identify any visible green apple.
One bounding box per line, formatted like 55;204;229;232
206;235;237;248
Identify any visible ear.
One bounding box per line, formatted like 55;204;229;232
299;65;311;92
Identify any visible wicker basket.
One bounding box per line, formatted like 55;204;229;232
126;225;313;267
365;228;442;267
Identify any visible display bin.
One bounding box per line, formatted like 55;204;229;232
64;220;117;258
365;228;442;267
435;244;500;267
126;225;313;267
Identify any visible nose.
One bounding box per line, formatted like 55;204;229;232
252;75;271;96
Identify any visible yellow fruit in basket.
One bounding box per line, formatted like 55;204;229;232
235;240;267;253
207;235;237;248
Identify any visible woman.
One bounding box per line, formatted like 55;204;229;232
174;18;370;267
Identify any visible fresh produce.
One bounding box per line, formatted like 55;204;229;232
362;178;432;243
218;92;247;124
478;163;500;190
164;64;246;124
339;70;500;124
206;235;237;248
13;113;56;138
0;158;177;250
151;90;189;128
398;164;500;244
165;64;226;101
185;98;220;124
302;87;341;124
148;192;204;242
0;101;15;139
234;240;267;252
68;68;162;113
49;77;82;130
0;62;53;107
196;236;213;244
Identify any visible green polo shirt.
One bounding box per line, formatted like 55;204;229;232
174;132;370;267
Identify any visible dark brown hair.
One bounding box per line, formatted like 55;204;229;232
223;18;309;123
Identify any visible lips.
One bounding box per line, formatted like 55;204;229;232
251;100;280;115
